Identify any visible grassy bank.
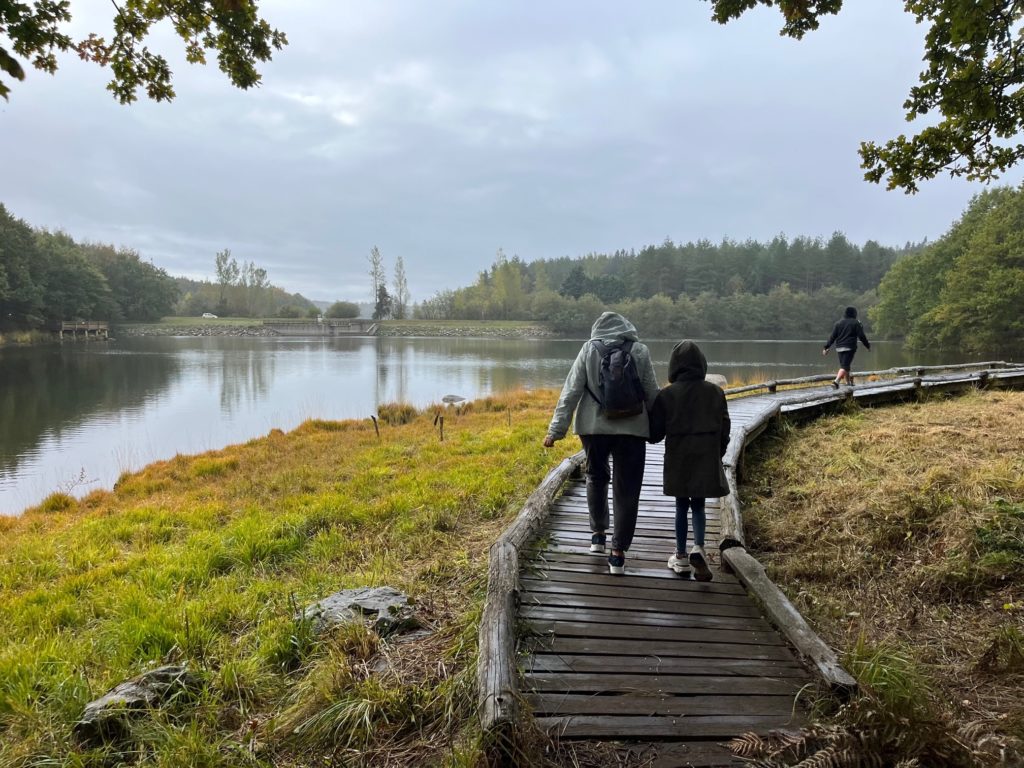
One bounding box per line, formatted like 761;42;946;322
0;389;575;767
0;329;57;347
741;390;1024;765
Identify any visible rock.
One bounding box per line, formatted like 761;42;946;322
706;373;728;388
441;394;466;404
74;665;202;745
301;586;418;637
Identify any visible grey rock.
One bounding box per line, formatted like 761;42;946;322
301;586;418;637
706;373;728;388
74;665;202;745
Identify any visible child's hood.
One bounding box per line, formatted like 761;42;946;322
668;340;707;383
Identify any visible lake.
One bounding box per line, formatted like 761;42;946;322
0;335;973;515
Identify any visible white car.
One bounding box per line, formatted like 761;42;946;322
202;312;218;319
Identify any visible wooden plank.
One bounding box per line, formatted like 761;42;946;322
522;561;746;593
527;636;799;662
524;673;801;696
477;540;518;732
522;591;759;619
535;714;801;739
522;619;784;647
525;653;807;677
520;604;772;632
527;693;801;717
520;579;755;608
722;547;856;693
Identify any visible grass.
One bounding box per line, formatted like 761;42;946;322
741;389;1024;765
0;388;577;767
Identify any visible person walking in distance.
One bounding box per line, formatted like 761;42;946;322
543;312;660;575
648;340;730;582
823;306;871;388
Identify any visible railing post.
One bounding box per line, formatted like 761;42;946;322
767;381;777;393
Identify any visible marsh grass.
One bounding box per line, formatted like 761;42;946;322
742;389;1024;765
0;388;576;767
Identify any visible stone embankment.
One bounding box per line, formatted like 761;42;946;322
376;324;555;339
117;325;276;338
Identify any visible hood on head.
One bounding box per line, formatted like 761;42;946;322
844;306;858;319
590;312;638;343
668;340;707;383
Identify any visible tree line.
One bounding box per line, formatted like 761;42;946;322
1;204;178;329
414;236;907;337
871;186;1024;354
173;249;317;319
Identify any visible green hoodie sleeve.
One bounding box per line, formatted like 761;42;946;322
546;343;588;440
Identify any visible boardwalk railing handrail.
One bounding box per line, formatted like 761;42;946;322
723;360;1019;396
478;451;586;734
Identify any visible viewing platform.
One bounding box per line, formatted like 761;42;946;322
58;321;109;340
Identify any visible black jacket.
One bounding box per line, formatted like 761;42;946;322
824;318;871;351
648;341;731;498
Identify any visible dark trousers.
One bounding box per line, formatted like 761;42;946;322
580;434;646;552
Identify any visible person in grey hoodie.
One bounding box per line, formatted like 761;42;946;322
648;340;730;582
543;312;660;575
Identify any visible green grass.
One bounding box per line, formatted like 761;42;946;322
0;389;575;767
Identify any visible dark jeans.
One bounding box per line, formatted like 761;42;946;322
675;497;706;553
580;434;646;552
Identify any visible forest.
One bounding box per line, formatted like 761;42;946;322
415;234;908;338
0;206;314;330
871;186;1024;354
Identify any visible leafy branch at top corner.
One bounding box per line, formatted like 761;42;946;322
0;0;287;104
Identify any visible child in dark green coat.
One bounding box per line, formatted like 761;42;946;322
648;341;730;581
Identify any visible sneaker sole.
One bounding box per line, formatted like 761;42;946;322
608;564;624;575
590;545;606;554
689;554;713;582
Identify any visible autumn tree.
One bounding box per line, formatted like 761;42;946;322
709;0;1024;192
1;1;286;102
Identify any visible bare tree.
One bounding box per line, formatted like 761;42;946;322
367;246;386;306
392;256;410;319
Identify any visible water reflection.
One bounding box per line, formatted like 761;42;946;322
0;334;973;515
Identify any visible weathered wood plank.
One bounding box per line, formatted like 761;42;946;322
524;673;801;695
526;636;799;661
534;714;801;739
722;547;856;693
523;617;784;647
528;693;802;717
525;653;806;677
520;604;772;631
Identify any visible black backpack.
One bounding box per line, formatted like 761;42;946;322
585;340;645;419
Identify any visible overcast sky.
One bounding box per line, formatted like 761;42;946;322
1;1;1019;303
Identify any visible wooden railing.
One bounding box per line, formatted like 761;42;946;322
724;360;1020;396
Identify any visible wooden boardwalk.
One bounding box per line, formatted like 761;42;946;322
500;364;1024;766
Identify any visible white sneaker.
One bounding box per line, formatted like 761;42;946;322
689;545;713;582
667;553;688;574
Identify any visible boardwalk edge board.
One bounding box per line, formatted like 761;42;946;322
477;450;586;734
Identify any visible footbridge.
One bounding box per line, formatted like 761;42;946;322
478;361;1024;765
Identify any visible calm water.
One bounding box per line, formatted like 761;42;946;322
0;335;972;515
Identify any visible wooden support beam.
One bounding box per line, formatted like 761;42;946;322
722;548;856;694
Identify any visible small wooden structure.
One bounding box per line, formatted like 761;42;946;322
478;361;1024;764
59;321;109;341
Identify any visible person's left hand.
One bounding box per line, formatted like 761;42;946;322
542;436;555;448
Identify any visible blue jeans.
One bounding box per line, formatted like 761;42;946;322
675;497;706;554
